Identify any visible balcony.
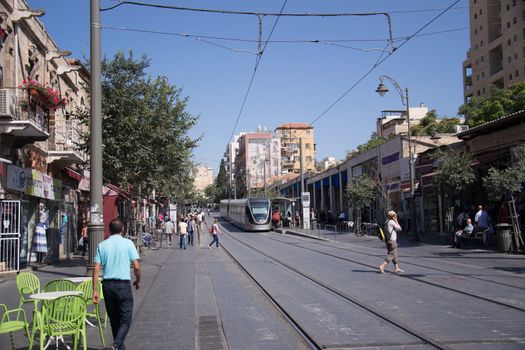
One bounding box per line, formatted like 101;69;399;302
46;120;85;164
0;88;50;147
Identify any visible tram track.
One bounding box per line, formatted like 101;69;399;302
301;236;525;292
222;231;455;350
262;233;525;312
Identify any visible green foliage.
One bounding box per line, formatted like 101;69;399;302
411;109;461;136
433;150;475;193
75;50;199;199
482;144;525;202
345;175;376;208
459;82;525;127
346;132;386;160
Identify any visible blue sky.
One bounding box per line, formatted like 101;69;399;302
29;0;469;172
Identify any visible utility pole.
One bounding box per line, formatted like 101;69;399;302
299;138;305;228
87;0;104;273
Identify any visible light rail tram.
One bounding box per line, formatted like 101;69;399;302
220;197;272;231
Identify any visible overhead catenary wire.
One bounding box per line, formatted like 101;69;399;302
102;25;469;54
308;0;463;127
227;0;288;144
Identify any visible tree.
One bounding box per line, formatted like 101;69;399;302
346;132;386;160
215;159;228;200
433;149;475;193
459;82;525;127
76;50;199;200
345;175;376;230
482;145;525;202
411;109;461;136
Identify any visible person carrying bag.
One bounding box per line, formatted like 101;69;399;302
378;210;404;274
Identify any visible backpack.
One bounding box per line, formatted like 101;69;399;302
378;220;393;241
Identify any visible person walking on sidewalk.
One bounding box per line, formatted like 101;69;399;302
187;215;195;246
93;218;141;350
178;218;188;249
378;211;404;274
208;219;221;248
163;217;174;248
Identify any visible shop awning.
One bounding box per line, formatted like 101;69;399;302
63;167;83;181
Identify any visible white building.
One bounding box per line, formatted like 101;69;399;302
376;104;429;139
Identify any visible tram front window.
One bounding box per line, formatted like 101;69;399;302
249;201;269;221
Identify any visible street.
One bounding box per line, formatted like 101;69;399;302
1;215;525;350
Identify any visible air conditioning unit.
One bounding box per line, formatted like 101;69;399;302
0;89;17;118
455;124;469;133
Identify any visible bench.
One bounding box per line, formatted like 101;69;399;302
458;228;487;249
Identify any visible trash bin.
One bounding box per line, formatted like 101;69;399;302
495;223;512;252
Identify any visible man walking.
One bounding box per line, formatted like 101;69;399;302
208;219;221;248
378;211;404;274
93;218;141;350
178;217;188;249
163;217;174;248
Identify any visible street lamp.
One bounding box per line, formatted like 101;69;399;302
375;75;419;241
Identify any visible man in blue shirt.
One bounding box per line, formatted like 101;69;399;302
93;218;141;350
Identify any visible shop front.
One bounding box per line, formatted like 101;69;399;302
5;164;62;267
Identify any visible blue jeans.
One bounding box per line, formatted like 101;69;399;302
188;231;194;246
181;235;187;249
209;234;219;247
102;280;134;350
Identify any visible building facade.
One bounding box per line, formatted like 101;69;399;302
233;132;281;197
0;0;89;272
463;0;525;102
275;123;315;175
193;164;213;194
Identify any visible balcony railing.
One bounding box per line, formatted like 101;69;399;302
0;88;50;134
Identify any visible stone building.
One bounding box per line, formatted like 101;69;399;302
193;164;214;195
0;0;89;271
462;0;525;102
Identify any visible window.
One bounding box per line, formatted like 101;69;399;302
516;70;520;77
480;40;484;46
507;22;511;29
513;17;517;24
479;9;482;15
507;4;511;10
514;35;518;42
477;90;481;96
306;156;312;162
477;74;480;81
481;71;485;78
509;73;513;80
305;143;311;149
475;28;478;35
482;87;486;94
476;59;479;65
305;130;311;135
515;53;519;59
481;55;484;62
508;56;512;63
480;25;483;31
474;13;478;19
508;39;512;46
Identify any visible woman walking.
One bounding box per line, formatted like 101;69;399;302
378;210;404;273
208;219;221;248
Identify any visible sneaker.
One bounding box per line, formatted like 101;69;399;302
207;246;210;249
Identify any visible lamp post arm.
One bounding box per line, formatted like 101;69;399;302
379;75;406;106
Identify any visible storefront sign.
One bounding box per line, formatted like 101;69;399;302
6;165;62;200
382;152;399;165
386;181;400;192
351;165;362;177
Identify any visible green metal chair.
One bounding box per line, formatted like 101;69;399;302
76;280;106;347
0;304;31;350
43;279;77;293
39;295;87;350
16;272;40;310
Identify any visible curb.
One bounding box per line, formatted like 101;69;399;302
274;228;328;241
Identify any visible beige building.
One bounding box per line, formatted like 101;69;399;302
463;0;525;102
193;164;214;194
376;105;429;139
275;123;315;175
0;0;89;270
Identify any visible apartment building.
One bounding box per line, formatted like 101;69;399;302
275;123;315;175
463;0;525;102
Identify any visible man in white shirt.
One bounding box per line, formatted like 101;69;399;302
163;218;174;248
178;219;188;250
